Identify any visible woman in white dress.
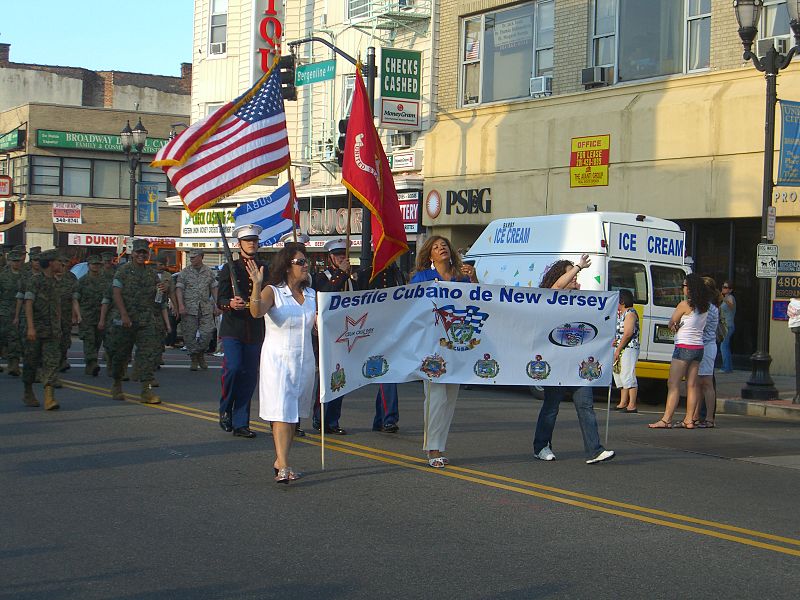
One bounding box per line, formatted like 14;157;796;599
246;246;316;484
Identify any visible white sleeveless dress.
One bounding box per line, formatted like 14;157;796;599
258;285;316;423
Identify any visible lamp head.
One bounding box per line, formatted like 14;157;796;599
120;120;133;152
733;0;763;54
131;118;148;150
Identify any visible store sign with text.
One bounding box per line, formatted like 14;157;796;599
380;48;421;130
252;0;284;82
37;130;169;154
398;191;421;233
570;134;610;188
0;200;13;223
181;207;237;237
52;203;82;224
0;175;12;198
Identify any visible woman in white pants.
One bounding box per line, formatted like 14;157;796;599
613;289;640;412
410;236;477;468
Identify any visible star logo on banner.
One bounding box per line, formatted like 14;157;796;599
335;313;374;352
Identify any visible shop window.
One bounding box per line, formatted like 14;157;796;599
31;156;60;195
63;158;91;197
460;1;554;106
651;265;686;308
209;0;228;55
608;260;648;304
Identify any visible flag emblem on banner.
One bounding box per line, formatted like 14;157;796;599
232;182;295;247
151;60;291;215
433;304;489;351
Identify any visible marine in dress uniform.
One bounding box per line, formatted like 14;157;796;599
216;224;267;438
312;238;359;435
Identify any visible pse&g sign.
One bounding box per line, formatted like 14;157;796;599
425;188;492;219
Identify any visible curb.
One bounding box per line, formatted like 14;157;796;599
716;397;800;422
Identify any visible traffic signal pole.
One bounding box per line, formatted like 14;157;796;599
287;38;377;268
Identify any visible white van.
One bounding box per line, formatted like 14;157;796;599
465;212;690;383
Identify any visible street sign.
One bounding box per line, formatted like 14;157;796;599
136;183;160;225
756;243;778;278
778;259;800;272
295;59;336;87
767;206;776;240
776;274;800;298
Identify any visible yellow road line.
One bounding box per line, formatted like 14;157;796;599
62;378;800;557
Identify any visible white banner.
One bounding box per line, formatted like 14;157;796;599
318;281;618;403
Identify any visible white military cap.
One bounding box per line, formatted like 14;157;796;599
324;238;350;253
232;224;263;240
279;231;311;244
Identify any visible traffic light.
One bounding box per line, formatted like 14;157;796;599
335;118;349;168
278;54;297;101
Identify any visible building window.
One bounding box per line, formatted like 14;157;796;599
598;0;710;83
591;0;617;68
63;158;91;197
761;0;790;38
31;156;60;195
686;0;711;71
209;0;228;55
93;160;124;198
348;0;371;20
460;2;553;106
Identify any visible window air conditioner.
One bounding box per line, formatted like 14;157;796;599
209;42;227;55
581;66;610;87
390;132;412;149
399;0;414;9
756;36;790;57
529;75;553;98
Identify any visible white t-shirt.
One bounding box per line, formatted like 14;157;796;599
788;298;800;329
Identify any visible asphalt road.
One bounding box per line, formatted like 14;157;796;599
2;347;800;599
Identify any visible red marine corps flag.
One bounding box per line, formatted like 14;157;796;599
341;63;408;282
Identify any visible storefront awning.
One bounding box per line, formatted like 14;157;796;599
0;219;25;245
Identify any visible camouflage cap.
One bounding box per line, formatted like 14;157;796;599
12;245;26;254
188;248;204;258
100;251;115;261
29;248;41;259
38;249;58;262
87;254;102;265
132;239;150;252
8;250;23;261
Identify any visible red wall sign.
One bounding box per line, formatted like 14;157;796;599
257;0;283;73
0;175;12;198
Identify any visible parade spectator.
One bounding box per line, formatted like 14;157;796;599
176;249;219;371
719;280;736;372
533;254;615;464
649;273;711;429
691;276;721;428
247;245;316;484
613;288;639;413
410;235;477;468
312;238;359;435
216;224;267;438
788;296;800;403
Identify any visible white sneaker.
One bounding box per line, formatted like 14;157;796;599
213;351;224;357
586;449;615;464
535;446;556;461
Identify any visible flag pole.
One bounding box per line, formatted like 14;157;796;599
605;385;612;445
320;397;326;470
288;168;298;243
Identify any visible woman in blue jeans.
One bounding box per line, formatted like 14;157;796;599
719;281;736;372
533;254;615;465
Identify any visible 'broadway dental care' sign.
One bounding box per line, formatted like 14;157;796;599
318;281;617;403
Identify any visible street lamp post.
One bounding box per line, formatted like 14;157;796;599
120;118;148;246
733;0;800;399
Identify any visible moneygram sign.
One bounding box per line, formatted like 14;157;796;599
380;48;421;130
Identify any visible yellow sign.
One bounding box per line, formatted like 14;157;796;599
570;135;610;188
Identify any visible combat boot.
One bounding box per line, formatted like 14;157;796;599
198;353;208;370
190;353;199;371
53;377;63;389
22;383;40;407
8;358;21;376
111;379;124;401
140;382;161;404
150;378;159;388
44;385;59;411
90;361;100;377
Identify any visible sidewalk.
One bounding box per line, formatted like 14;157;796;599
714;369;800;422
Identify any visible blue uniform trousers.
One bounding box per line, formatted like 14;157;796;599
219;337;261;429
313;396;343;428
373;383;399;430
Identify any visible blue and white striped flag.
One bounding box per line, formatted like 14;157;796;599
232;182;294;247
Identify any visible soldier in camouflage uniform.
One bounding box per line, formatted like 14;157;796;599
0;250;24;375
22;249;62;410
176;249;219;371
15;248;41;365
108;239;166;404
55;253;80;379
76;255;106;376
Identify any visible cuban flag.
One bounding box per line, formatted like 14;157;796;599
233;182;294;247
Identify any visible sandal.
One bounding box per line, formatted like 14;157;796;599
674;420;696;429
648;419;672;429
428;457;446;469
696;420;715;429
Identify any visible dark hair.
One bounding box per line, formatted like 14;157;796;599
267;247;309;289
540;260;573;289
684;272;710;313
618;289;634;308
703;276;723;307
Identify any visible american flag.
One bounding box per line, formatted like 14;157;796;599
465;38;480;61
151;64;291;215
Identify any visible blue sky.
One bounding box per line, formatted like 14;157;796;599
1;0;194;76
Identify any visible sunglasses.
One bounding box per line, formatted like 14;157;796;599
291;258;308;266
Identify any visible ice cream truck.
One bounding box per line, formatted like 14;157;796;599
465;212;690;389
